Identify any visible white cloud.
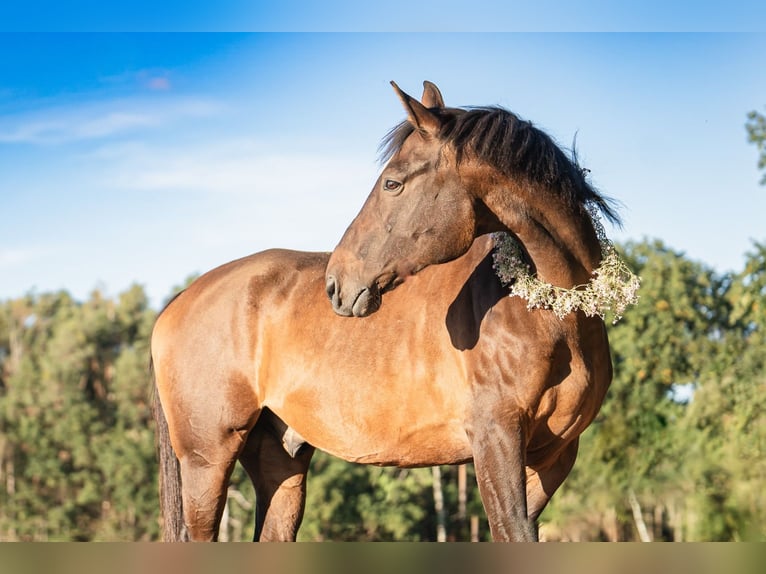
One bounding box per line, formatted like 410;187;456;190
0;246;56;269
0;96;223;145
0;92;383;304
95;137;376;196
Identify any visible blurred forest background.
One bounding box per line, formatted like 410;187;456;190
0;111;764;542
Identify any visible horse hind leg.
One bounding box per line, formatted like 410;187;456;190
239;410;315;541
177;426;252;541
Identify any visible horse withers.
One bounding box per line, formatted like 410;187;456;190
151;80;617;541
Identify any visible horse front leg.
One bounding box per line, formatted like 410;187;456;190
526;438;579;524
468;410;537;541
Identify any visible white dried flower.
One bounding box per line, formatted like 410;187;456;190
491;203;641;324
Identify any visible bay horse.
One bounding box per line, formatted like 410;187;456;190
151;80;619;542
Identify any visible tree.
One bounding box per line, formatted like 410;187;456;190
746;108;766;184
543;240;730;541
682;242;766;540
2;238;764;540
0;291;104;540
0;286;159;540
90;285;159;540
297;452;433;541
296;453;488;542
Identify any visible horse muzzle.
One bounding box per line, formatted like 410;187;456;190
325;275;382;317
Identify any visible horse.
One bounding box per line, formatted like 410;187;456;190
151;80;620;542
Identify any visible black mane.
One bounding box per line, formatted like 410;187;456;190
380;106;620;226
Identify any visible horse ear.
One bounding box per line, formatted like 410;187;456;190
421;80;444;109
390;81;441;136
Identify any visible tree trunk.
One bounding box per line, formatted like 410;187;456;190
470;515;480;542
5;457;15;540
218;498;230;542
653;503;665;541
602;506;620;541
628;489;652;542
457;464;467;538
667;500;683;542
432;466;447;542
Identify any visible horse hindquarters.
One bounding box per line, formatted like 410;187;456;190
154;389;245;540
154;373;240;543
154;375;311;542
153;364;257;541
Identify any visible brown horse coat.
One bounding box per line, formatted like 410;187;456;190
152;80;616;542
152;238;611;540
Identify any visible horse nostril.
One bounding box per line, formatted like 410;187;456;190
325;275;338;303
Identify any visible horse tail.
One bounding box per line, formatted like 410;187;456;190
151;362;188;541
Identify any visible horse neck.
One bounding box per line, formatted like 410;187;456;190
478;178;603;289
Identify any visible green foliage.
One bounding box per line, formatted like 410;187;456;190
0;286;158;540
681;242;766;540
544;239;765;541
299;452;431;541
0;238;764;541
746;108;766;184
296;454;489;541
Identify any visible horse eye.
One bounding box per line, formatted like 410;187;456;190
383;179;402;193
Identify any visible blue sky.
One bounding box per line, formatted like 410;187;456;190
1;29;765;306
2;1;765;32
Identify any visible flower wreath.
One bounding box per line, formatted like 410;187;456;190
491;203;640;324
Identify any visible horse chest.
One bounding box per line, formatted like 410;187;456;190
535;375;601;433
465;321;606;440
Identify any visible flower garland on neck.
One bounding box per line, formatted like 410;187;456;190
491;202;641;324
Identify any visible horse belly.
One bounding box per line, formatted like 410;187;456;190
265;367;473;468
240;249;477;467
297;411;472;468
341;421;472;467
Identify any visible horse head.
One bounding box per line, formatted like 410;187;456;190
325;81;480;317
